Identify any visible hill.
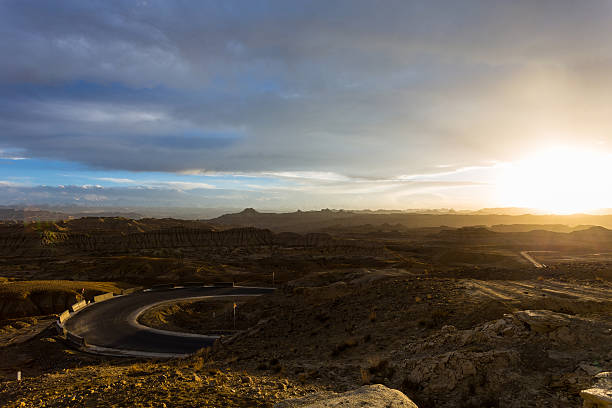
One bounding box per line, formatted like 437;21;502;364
209;209;612;232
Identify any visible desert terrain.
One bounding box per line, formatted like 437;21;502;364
0;210;610;407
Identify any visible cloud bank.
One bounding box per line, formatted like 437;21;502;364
1;1;611;207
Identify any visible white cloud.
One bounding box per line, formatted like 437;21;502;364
152;181;216;190
33;101;168;124
0;180;21;186
0;149;27;160
96;177;135;183
261;171;351;182
396;163;503;181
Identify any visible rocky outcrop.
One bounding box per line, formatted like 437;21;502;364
0;224;42;256
581;372;612;408
0;224;384;257
395;309;612;407
60;227;275;252
0;290;81;319
515;309;573;333
403;348;520;407
274;384;418;408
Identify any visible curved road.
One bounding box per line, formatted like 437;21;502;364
63;286;274;355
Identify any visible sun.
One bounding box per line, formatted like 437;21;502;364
496;146;612;214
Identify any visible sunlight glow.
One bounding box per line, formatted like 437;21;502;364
497;146;612;214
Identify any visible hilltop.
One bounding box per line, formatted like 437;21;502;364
209;208;612;232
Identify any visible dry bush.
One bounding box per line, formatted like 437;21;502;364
191;347;212;371
331;337;358;357
269;358;284;373
361;357;394;385
360;367;372;384
257;357;284;373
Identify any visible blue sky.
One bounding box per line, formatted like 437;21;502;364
1;1;612;211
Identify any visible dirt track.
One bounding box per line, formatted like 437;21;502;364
520;251;545;268
465;279;612;315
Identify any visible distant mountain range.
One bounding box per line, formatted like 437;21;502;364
0;207;143;222
0;206;238;222
207;208;612;232
4;206;612;233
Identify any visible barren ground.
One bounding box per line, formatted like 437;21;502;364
1;218;611;407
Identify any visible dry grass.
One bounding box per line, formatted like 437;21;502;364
331;337;358;357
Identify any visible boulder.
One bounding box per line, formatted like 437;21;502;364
404;349;519;394
274;384;418;408
581;372;612;408
514;310;572;333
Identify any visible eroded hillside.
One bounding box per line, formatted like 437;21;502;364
0;219;384;258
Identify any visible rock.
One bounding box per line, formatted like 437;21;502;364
440;325;456;333
581;372;612;408
579;363;603;377
274;384;418;408
550;325;576;344
403;348;520;404
0;222;384;257
514;310;572;334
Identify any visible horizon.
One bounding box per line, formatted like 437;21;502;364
6;204;612;220
2;1;612;213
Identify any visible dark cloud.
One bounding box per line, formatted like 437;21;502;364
1;0;612;178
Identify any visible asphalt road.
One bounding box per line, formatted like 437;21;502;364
63;286;274;355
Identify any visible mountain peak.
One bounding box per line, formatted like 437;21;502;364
240;208;260;216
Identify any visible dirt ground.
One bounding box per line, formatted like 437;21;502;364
0;270;610;407
140;270;612;407
1;219;612;407
139;296;261;334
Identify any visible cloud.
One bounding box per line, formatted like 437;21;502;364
261;171;351;182
1;0;612;186
0;175;494;209
96;177;135;183
0;149;27;160
395;163;503;181
0;180;21;187
94;177;216;190
153;181;216;190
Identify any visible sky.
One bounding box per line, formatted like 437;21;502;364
1;0;612;212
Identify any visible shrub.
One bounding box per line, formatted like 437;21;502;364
360;367;372;385
331;337;358;357
361;357;394;384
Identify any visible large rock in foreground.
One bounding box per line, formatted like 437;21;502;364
581;372;612;408
274;384;418;408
